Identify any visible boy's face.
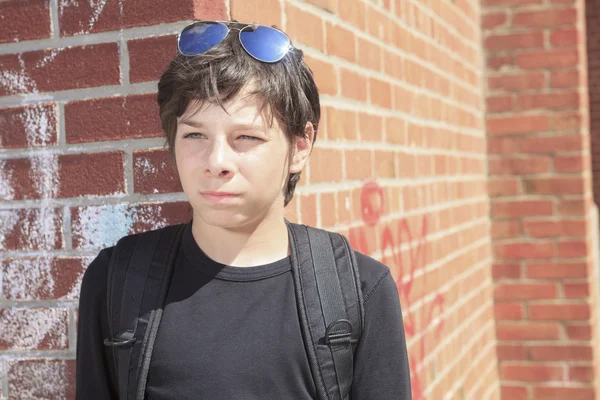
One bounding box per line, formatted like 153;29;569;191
174;87;312;230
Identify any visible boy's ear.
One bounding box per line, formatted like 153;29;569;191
288;122;315;174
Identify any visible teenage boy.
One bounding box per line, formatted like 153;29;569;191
76;20;411;399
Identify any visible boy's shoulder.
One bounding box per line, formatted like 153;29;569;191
352;250;393;302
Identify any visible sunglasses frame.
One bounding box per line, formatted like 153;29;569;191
176;20;292;63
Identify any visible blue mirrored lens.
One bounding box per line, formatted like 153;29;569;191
179;23;229;56
239;25;291;63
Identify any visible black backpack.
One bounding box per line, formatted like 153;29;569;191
103;219;365;400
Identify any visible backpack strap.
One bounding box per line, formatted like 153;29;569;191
286;220;365;400
103;223;185;400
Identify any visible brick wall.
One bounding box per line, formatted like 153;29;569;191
482;0;600;398
0;0;497;399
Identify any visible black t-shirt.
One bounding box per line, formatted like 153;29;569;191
75;221;412;399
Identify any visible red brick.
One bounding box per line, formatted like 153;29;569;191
516;49;578;69
530;345;593;361
526;261;587;278
488;72;546;91
384;51;404;80
59;0;226;36
128;35;177;83
557;240;588;257
492;220;522;238
566;324;591;340
497;323;561;340
360;113;384;142
513;8;577;27
533;387;595;400
58;152;125;198
501;364;563;381
551;69;580;88
338;0;366;30
529;304;590;321
326;108;358;141
489;156;551;175
507;364;566;382
0;0;51;43
305;56;338;96
488;178;520;197
0;208;63;251
555;154;583;172
0;44;119;96
340;68;367;102
553;111;582;130
520;134;582;154
569;366;594;382
485;32;544;51
133;149;182;194
326;22;356;63
7;359;76;399
550;28;579;47
488;54;513;69
0;104;57;149
501;386;527;400
564;283;589;298
495;303;524;320
287;4;324;51
0;308;68;350
518;92;579;110
487;115;550;135
307;148;344;183
495;283;557;300
493;263;521;279
65;94;162;143
487;95;514;112
482;12;508;29
495;242;556;259
369;78;392;108
488;137;519;154
2;257;84;300
299;193;317;227
558;199;586;215
357;37;382;71
319;192;336;227
524;220;586;238
523;177;584;195
491;200;554;218
345;150;373;180
230;0;282;26
497;344;527;360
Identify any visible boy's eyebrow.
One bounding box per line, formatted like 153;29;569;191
178;119;266;132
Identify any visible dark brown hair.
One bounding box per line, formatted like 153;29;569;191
157;21;320;206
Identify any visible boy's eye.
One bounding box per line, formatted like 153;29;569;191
239;135;262;141
183;132;204;139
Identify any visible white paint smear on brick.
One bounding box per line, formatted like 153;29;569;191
0;0;111;396
17;209;59;250
0;136;15;200
0;209;20;250
0;308;67;350
3;259;54;300
73;204;167;249
136;157;158;175
88;0;108;32
8;359;71;400
24;104;56;146
59;0;80;17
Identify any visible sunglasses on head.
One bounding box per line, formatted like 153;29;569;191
177;20;293;63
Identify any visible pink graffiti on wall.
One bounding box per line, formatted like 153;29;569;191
349;181;445;400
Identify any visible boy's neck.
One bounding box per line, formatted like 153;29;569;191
189;208;290;268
